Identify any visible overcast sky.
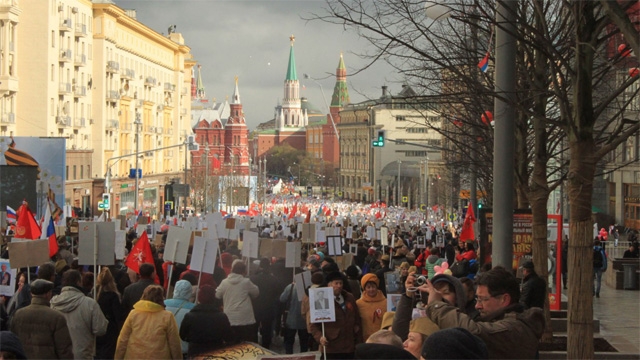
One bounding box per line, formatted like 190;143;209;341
114;0;399;130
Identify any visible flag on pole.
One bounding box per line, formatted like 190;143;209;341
6;206;17;223
14;201;42;240
459;206;477;241
478;52;490;73
40;201;59;258
125;231;154;274
288;203;298;220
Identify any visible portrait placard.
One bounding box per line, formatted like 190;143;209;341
0;259;16;296
7;240;50;269
190;236;219;274
387;294;402;312
346;226;353;239
380;226;389;246
294;271;312;300
326;236;343;256
78;222;116;265
309;287;336;323
242;231;259;259
164;226;192;264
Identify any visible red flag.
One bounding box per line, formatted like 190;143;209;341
324;207;331;216
125;231;154;274
459;206;477;241
288;203;298;220
305;209;312;223
15;202;42;240
284;206;289;215
375;210;382;219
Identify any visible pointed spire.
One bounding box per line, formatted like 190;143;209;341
196;64;206;99
285;34;298;81
232;76;241;104
331;53;350;108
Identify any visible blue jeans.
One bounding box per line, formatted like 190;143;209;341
593;268;603;295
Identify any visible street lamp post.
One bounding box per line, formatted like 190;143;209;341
134;112;142;214
303;74;339;141
397;160;402;207
203;143;210;214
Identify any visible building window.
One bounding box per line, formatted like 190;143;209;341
80;165;83;179
396;115;406;121
66;165;69;180
73;165;76;180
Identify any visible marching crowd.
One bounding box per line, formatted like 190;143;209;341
0;210;559;360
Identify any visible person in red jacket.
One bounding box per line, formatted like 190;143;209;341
455;242;477;262
414;243;432;275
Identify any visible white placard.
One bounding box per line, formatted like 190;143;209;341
346;227;353;239
366;226;376;240
242;231;259;258
327;236;343;256
316;230;326;244
78;222;116;265
294;271;312;301
380;227;389;246
114;230;126;260
190;237;219;274
164;226;191;264
285;242;301;268
309;287;336;323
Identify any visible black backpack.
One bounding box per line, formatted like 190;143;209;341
593;248;604;269
450;259;469;277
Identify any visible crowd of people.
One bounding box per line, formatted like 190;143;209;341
0;208;563;360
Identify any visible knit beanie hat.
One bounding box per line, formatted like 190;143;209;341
361;273;380;289
421;327;488;359
0;331;27;359
408;317;439;337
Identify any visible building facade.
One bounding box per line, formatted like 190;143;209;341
13;0;194;218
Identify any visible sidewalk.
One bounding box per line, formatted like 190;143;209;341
592;283;640;354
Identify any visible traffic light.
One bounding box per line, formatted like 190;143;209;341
102;193;111;210
372;130;385;147
478;200;483;209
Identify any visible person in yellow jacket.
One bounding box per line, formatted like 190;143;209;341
356;273;387;341
115;285;182;359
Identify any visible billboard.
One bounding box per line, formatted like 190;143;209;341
0;137;66;216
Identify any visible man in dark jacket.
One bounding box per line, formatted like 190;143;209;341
122;263;155;314
10;279;74;359
249;258;281;349
422;266;545;359
519;261;547;309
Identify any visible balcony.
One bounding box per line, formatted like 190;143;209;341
74;23;87;37
105;119;119;130
73;117;86;128
73;85;86;98
0;112;15;124
56;116;71;127
144;76;156;87
106;60;120;74
0;74;18;93
164;83;175;92
74;54;86;67
59;18;72;32
59;49;72;62
121;68;135;80
106;90;120;102
59;82;71;94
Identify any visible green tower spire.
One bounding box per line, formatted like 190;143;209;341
285;35;298;81
331;53;350;107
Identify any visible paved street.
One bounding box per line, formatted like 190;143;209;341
592;284;640;354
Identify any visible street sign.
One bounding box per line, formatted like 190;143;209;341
164;201;174;210
128;168;142;179
420;204;426;211
402;196;408;203
173;184;190;197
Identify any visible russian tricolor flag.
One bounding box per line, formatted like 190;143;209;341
6;206;17;223
478;52;490;73
40;201;59;258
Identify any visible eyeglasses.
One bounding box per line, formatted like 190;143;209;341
475;293;504;304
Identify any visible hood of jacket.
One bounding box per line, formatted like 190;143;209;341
172;280;193;300
426;255;440;264
429;274;467;311
360;289;387;303
225;272;246;285
133;299;165;313
50;286;85;313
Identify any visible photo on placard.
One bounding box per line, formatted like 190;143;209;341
349;244;357;254
384;271;402;295
387;294;402;312
416;236;426;249
0;260;16;296
435;235;445;248
309;287;336;323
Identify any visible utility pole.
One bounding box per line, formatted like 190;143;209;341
134;112;142;214
397;160;401;207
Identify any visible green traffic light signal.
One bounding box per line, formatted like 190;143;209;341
372;130;385;147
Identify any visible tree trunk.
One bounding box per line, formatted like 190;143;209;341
567;138;597;359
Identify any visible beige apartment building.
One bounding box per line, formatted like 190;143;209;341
11;0;194;218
